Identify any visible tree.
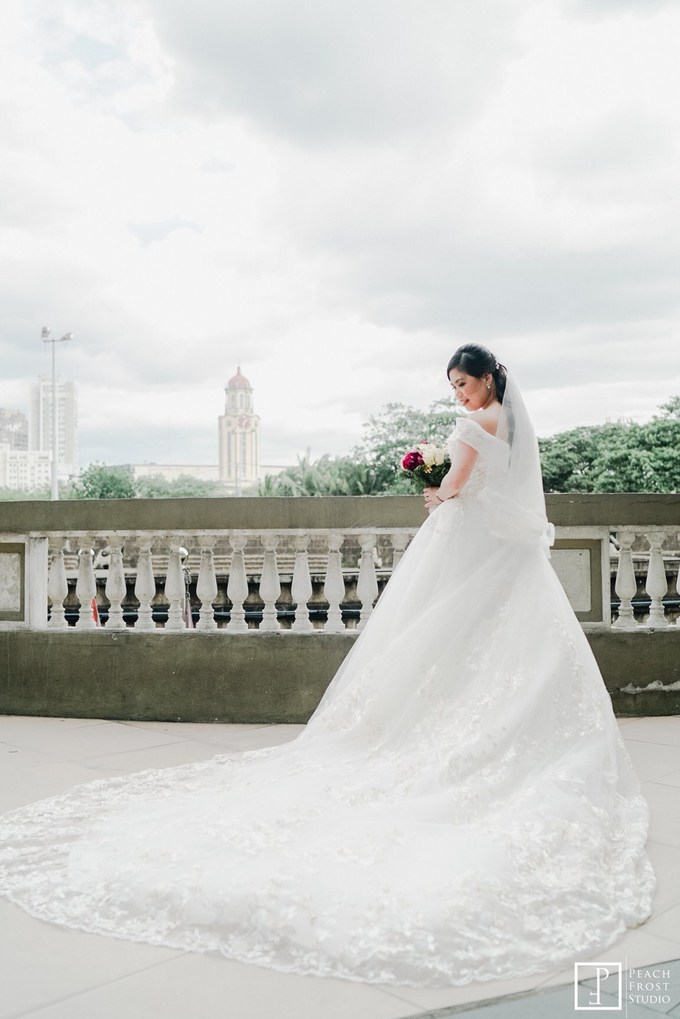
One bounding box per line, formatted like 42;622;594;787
0;485;50;501
135;474;221;498
539;398;680;493
73;463;137;499
260;454;353;497
590;401;680;493
538;423;630;493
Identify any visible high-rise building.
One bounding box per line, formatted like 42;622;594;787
218;367;261;493
0;408;28;451
29;376;78;480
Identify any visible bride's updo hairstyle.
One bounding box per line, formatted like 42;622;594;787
446;344;507;403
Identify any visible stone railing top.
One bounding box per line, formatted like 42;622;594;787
0;492;678;535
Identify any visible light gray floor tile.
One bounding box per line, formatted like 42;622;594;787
643;782;680;848
622;717;680;748
78;739;225;773
646;840;680;914
4;721;187;762
0;898;185;1019
207;724;305;750
119;720;272;741
624;741;680;783
0;742;62;773
0;716;108;739
14;951;421;1019
376;970;556;1013
642;903;680;948
0;760;126;814
655;768;680;789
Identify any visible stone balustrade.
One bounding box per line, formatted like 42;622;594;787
0;494;678;633
44;528;414;632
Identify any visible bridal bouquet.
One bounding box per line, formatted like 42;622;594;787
400;441;450;492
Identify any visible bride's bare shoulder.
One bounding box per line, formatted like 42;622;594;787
468;408;501;438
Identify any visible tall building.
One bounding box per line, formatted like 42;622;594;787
218;367;261;493
0;408;28;450
29;376;78;480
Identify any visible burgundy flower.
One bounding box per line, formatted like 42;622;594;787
402;450;424;471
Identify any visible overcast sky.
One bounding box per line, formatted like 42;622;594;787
1;0;679;468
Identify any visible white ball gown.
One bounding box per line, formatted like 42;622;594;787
0;372;656;989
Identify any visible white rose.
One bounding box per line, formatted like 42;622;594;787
419;443;437;467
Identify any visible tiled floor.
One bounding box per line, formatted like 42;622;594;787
1;714;679;1019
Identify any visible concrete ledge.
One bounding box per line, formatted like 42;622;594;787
0;492;679;534
588;628;680;716
0;631;359;724
0;629;678;722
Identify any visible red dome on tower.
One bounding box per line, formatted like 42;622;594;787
227;365;251;389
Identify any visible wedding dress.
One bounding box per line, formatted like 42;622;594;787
0;372;656;988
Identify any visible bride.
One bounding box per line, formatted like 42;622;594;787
0;344;656;988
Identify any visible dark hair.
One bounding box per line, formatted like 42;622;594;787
446;343;507;403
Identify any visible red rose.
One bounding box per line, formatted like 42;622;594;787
402;450;424;470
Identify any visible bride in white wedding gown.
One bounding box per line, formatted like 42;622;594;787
0;345;656;988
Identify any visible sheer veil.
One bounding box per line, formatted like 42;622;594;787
478;369;556;559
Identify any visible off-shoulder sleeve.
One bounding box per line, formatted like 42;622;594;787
447;418;491;454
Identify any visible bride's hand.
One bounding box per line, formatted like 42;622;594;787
423;487;441;510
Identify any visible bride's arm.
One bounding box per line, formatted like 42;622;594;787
424;442;478;507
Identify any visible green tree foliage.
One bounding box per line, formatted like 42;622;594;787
257;454;385;497
0;485;51;501
67;467;223;500
135;474;221;498
538;423;630;493
539;397;680;493
73;463;137;499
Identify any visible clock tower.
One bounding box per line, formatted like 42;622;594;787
218;366;261;494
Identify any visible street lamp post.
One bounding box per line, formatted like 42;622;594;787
41;327;73;501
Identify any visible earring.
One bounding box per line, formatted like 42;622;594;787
486;383;491;390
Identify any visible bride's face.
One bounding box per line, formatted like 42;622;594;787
448;368;491;410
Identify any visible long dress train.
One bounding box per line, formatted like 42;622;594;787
0;415;656;988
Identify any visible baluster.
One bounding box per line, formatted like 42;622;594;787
164;536;186;631
323;532;346;632
291;533;313;632
105;535;127;629
356;533;379;631
134;536;156;631
390;532;409;570
259;533;282;631
47;536;69;629
196;535;218;630
613;530;638;629
227;532;249;632
75;538;97;630
644;530;669;627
